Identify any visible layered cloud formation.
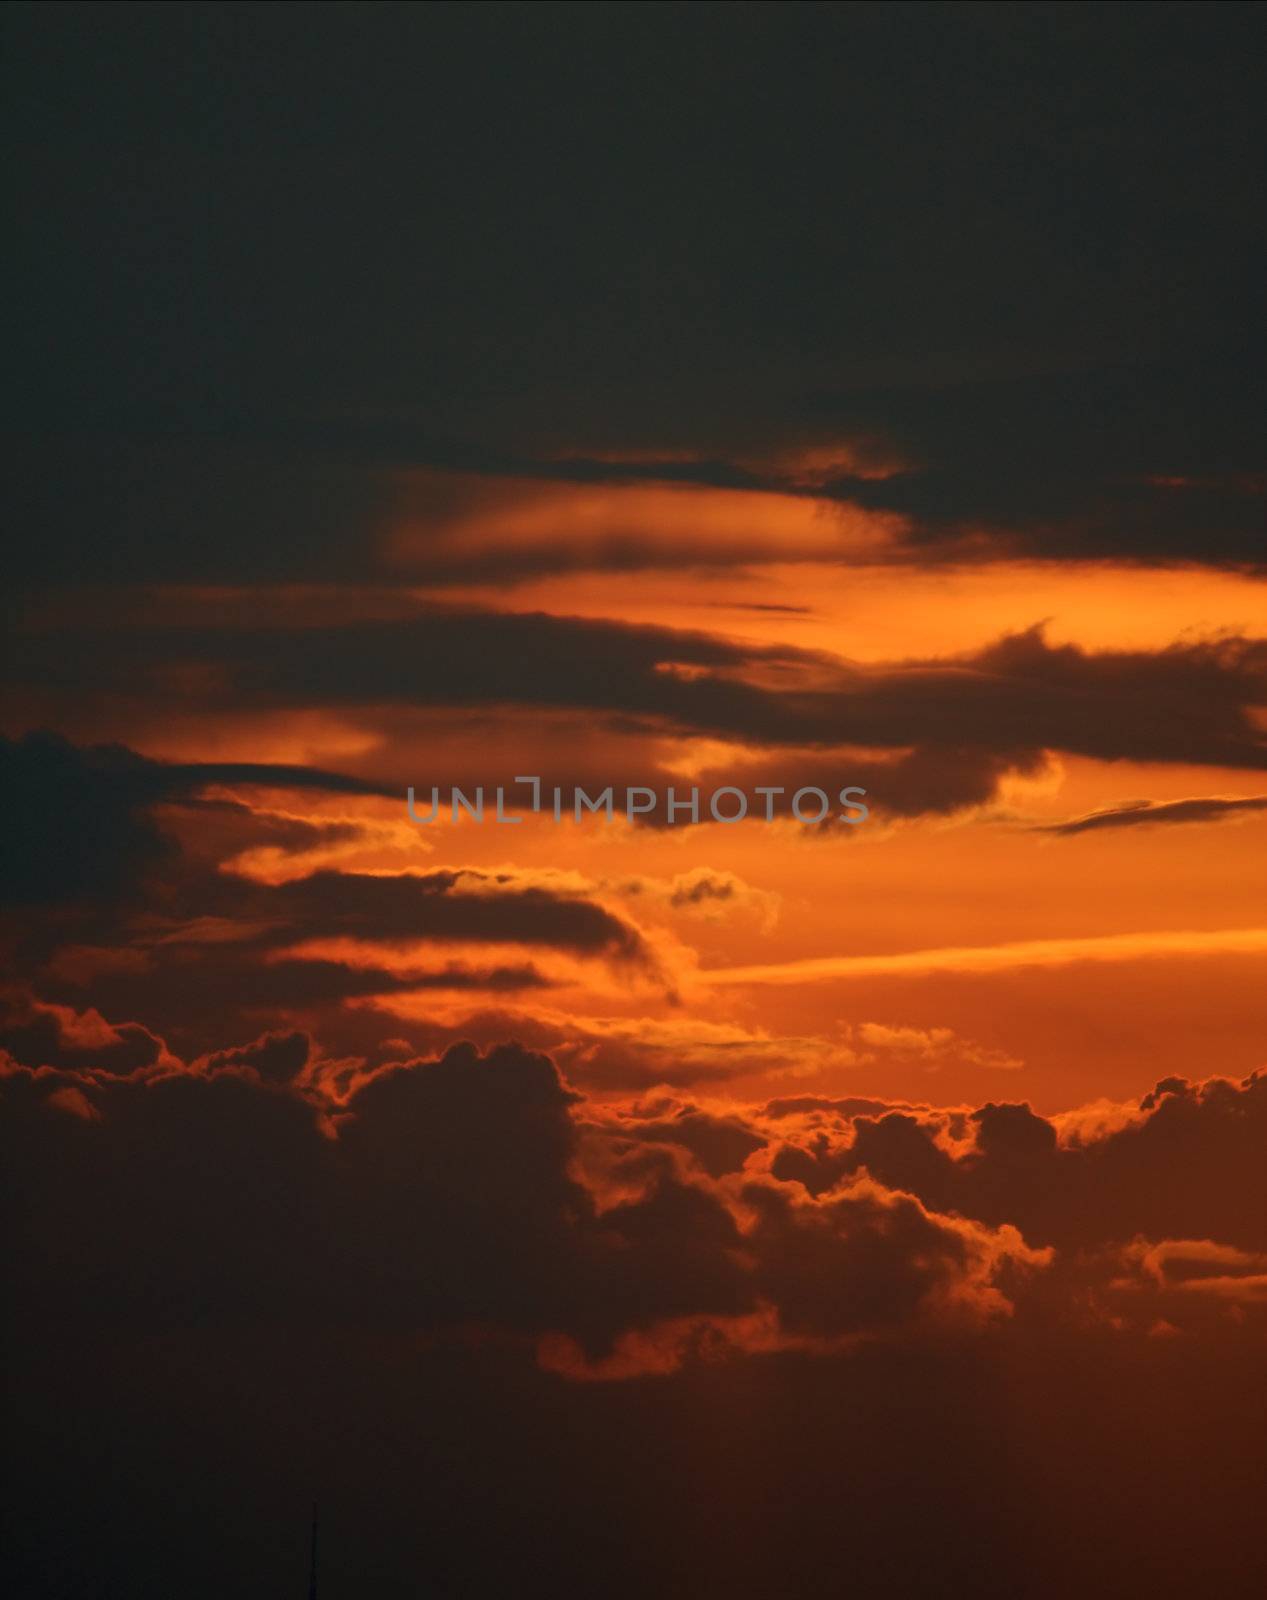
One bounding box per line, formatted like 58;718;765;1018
6;1015;1263;1372
5;7;1266;1595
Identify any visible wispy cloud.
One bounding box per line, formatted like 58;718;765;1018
1036;795;1267;835
701;926;1267;986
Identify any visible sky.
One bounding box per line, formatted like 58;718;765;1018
3;6;1266;1597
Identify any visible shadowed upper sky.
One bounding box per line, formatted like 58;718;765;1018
7;3;1265;587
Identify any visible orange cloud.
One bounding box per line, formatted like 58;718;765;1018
700;926;1267;986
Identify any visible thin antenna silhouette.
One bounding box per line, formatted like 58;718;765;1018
308;1502;318;1600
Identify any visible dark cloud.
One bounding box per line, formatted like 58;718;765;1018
763;1092;933;1120
262;869;648;963
0;990;168;1077
36;958;553;1065
4;1024;1265;1597
11;377;1263;595
0;731;392;910
29;895;628;1063
1037;794;1267;836
0;1038;1025;1357
592;1101;767;1179
667;872;742;909
770;1072;1267;1254
1;733;653;1051
815;356;1267;568
0;1039;592;1342
10;622;1267;793
7;1029;1262;1363
200;1029;313;1086
8;6;1264;589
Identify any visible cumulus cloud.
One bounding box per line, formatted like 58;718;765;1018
763;1070;1267;1258
0;1034;1043;1375
0;991;175;1077
2;1036;1036;1376
5;1018;1262;1388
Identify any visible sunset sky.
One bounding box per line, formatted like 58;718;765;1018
4;7;1266;1598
